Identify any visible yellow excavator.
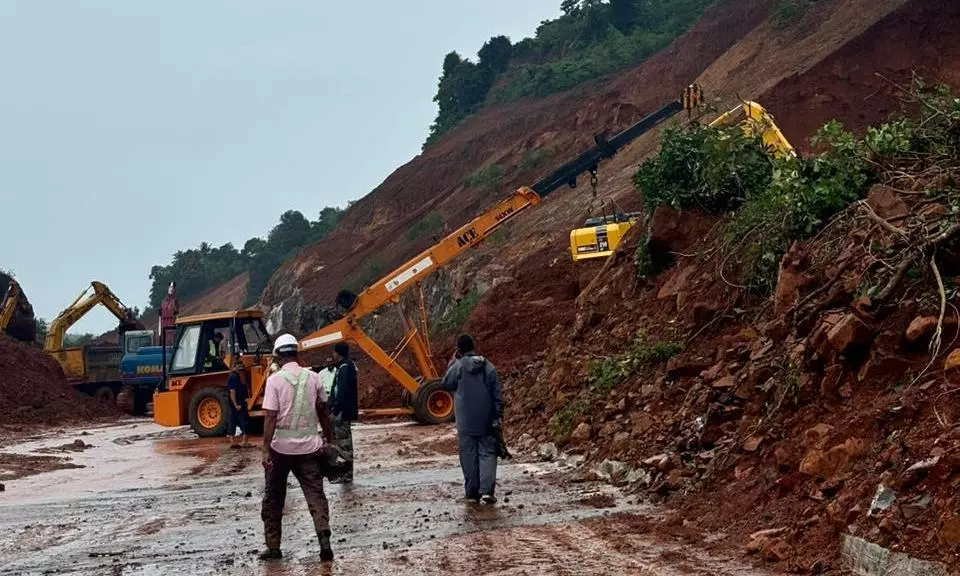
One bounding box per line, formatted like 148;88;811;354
46;281;154;409
1;277;37;343
569;100;796;261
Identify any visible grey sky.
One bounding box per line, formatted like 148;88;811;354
0;0;560;335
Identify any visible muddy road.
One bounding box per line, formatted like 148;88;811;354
0;422;772;575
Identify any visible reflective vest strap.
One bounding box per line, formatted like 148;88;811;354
275;369;317;437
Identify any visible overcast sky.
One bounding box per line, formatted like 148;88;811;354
0;0;560;335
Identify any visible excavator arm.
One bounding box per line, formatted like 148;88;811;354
708;100;796;157
44;281;142;352
298;86;705;400
0;280;21;332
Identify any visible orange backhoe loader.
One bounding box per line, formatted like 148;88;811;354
293;86;706;425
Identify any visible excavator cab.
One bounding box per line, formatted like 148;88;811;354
570;200;643;261
153;310;274;437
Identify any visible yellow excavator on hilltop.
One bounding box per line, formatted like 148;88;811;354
569;100;796;261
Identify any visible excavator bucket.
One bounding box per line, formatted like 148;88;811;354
569;215;640;261
1;274;37;343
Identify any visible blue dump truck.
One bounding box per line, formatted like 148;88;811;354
118;345;171;414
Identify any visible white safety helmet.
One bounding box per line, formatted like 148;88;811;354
272;333;299;355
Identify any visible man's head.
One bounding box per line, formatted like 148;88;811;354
325;356;335;371
213;333;224;343
334;342;350;360
167;282;176;296
272;333;299;362
456;334;475;355
231;357;244;373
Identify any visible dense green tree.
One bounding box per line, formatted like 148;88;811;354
424;0;716;144
611;0;638;33
148;206;345;310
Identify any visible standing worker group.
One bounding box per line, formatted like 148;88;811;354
442;334;502;505
259;334;336;562
328;342;358;484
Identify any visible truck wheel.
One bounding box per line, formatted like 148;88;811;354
94;386;116;405
116;385;137;415
188;387;229;438
413;380;455;425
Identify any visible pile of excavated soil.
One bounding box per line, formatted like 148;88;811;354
0;336;120;427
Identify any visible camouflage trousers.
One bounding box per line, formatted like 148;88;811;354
332;415;354;481
261;449;329;549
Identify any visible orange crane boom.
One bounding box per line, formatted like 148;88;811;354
299;86;704;423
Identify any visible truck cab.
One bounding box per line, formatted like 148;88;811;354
153;310;274;437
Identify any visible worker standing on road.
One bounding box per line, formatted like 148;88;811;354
260;334;336;562
319;355;337;397
328;343;358;484
442;334;503;505
227;359;251;449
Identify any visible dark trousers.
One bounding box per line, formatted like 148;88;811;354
228;405;248;435
333;415;354;480
458;433;497;498
261;449;329;549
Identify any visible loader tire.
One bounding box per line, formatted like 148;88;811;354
188;387;230;438
116;385;137;415
412;380;455;425
94;386;116;405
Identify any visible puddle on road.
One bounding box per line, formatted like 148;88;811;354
0;422;772;576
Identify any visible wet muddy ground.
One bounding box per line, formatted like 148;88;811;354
0;421;773;575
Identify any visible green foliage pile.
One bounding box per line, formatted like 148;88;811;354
634;123;775;214
551;333;681;435
425;0;715;147
465;164;505;192
633;84;960;291
149;206;345;310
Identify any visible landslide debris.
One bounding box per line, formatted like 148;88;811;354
0;335;119;427
502;82;960;571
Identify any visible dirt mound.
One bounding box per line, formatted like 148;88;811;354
0;335;120;427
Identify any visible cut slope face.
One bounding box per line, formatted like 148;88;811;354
762;0;960;148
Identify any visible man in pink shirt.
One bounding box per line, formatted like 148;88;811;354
260;334;336;562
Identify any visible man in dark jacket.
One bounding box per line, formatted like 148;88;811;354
442;334;502;505
329;342;358;483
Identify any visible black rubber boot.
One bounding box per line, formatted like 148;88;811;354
258;548;282;561
319;530;334;562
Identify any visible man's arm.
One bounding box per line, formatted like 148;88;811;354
316;396;334;445
487;363;503;423
229;388;239;410
440;360;460;392
262;410;277;467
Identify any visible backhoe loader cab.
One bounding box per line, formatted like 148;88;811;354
153;310;274;438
